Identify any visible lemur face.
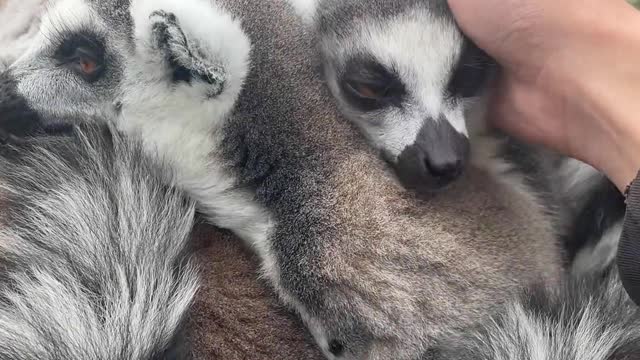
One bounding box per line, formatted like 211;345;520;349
6;0;131;126
311;0;495;193
5;0;248;135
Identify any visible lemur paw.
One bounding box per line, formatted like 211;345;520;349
149;10;226;97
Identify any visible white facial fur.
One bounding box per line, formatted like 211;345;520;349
321;12;474;160
287;0;321;23
0;0;44;70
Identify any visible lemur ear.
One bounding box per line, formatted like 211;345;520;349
286;0;320;25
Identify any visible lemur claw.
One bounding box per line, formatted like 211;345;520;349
150;10;226;97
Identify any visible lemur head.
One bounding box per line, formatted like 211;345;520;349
5;0;249;134
291;0;495;192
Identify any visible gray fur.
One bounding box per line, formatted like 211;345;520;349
0;120;198;359
435;268;640;360
315;0;452;37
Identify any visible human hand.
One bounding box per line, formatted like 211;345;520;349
448;0;640;192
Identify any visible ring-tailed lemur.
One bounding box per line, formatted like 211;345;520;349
0;72;198;359
4;0;569;359
290;0;627;263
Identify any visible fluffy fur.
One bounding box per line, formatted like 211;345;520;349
120;0;270;245
6;1;567;359
434;268;640;360
0;103;198;358
186;227;325;360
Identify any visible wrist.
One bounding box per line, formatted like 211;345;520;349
596;109;640;193
566;8;640;192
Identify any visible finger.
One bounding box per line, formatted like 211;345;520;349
447;0;552;70
488;74;566;152
447;0;507;51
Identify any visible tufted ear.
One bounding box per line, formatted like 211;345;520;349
286;0;321;25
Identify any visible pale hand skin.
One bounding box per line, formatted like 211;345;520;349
448;0;640;192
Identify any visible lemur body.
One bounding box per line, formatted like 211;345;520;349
3;0;572;359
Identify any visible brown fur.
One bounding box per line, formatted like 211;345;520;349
187;225;324;359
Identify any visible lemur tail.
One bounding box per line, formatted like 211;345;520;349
435;267;640;360
0;121;199;360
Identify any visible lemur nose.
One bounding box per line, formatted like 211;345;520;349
392;117;470;193
425;157;464;180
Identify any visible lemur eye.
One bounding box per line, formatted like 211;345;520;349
55;32;106;83
69;46;104;83
340;57;406;111
345;79;389;100
78;52;99;76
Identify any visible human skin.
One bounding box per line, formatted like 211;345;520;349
448;0;640;192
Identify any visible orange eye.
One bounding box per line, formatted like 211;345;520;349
79;57;98;76
55;35;106;83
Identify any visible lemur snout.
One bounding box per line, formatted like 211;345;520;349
393;117;469;192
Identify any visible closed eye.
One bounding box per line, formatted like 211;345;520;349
340;57;406;111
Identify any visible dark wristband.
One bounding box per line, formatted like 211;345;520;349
618;170;640;306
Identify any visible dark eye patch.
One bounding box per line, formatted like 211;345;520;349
339;57;406;112
54;31;107;83
446;40;495;100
